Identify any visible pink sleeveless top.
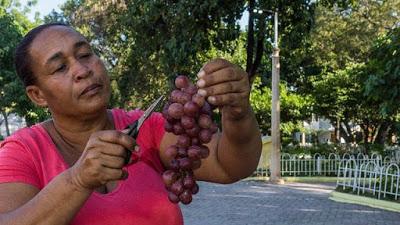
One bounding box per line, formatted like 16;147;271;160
0;109;183;225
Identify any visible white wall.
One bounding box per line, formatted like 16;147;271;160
0;113;26;137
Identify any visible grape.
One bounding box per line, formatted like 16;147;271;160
179;190;192;205
162;170;178;186
177;135;191;148
168;192;180;204
181;116;195;129
183;84;198;95
187;146;201;159
162;103;170;116
191;137;200;145
172;123;185;135
198;114;212;129
177;147;188;158
169;90;191;105
164;122;174;133
183;175;195;189
162;74;219;204
178;157;192;170
185;125;200;137
199;129;212;143
168;103;184;119
199;145;210;159
170;180;184;195
169;90;183;103
169;159;180;171
191;183;199;194
175;75;190;89
200;102;212;115
192;93;205;108
165;145;178;159
177;92;192;105
165;114;178;123
191;159;201;170
183;101;199;117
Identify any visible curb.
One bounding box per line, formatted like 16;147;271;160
247;176;340;183
329;191;400;213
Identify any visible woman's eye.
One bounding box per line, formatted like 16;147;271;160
79;53;92;59
55;64;66;73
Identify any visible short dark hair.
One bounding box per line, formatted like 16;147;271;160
14;23;69;87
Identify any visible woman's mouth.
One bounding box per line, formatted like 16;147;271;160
81;84;102;96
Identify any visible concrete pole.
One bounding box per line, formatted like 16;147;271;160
269;11;284;184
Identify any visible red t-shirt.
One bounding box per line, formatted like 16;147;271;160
0;109;183;225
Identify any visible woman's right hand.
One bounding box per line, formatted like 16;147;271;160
68;130;136;191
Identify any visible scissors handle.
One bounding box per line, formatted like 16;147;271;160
124;121;140;165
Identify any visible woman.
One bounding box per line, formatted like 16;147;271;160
0;23;262;225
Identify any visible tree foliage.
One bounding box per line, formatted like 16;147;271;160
0;1;48;128
250;76;312;136
307;0;400;145
365;27;400;117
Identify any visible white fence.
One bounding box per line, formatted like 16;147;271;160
254;152;399;177
253;152;400;201
337;160;400;200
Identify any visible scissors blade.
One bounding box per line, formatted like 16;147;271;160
136;96;164;130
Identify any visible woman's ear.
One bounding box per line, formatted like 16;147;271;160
26;85;48;107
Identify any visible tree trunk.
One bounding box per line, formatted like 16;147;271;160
374;121;391;145
245;0;267;85
1;111;10;136
362;125;369;144
335;117;340;143
388;125;395;144
361;123;370;154
246;0;255;75
249;13;267;84
343;121;354;143
339;122;352;143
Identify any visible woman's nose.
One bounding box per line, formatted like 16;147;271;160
72;61;91;82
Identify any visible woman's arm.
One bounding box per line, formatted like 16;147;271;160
160;58;262;183
0;171;91;225
0;130;135;225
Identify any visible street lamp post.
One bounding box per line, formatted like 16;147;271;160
270;11;284;184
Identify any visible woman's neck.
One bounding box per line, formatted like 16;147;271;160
50;110;114;151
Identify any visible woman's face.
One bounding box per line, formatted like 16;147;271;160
27;26;111;118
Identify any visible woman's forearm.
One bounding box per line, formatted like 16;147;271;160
217;107;262;181
0;170;92;225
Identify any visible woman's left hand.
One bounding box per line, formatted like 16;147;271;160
196;58;251;121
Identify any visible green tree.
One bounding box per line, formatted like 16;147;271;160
311;0;399;72
363;27;400;145
365;27;400;117
250;77;312;140
307;0;400;145
0;0;49;131
55;0;328;105
311;63;387;147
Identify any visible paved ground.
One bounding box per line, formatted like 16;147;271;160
181;180;400;225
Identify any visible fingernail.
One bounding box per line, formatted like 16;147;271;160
197;70;205;78
208;96;216;103
198;89;207;96
197;79;205;88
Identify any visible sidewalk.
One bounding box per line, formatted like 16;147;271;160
181;180;400;225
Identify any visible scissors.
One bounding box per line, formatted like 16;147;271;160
124;96;164;164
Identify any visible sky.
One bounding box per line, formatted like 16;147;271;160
20;0;64;20
21;0;248;29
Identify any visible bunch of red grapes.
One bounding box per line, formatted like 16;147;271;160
162;75;218;204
